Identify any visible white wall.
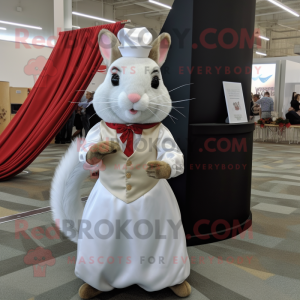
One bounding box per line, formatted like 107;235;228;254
284;60;300;83
0;40;53;87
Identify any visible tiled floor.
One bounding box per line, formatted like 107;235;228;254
0;142;299;300
0;143;95;219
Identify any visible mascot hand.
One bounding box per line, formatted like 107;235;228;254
146;161;171;179
87;141;120;165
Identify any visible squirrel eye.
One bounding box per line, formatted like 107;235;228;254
111;74;119;86
151;76;159;89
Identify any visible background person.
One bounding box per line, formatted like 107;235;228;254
65;111;75;143
78;91;93;137
72;106;83;139
295;93;300;103
255;91;274;119
55;105;77;144
87;91;102;129
286;100;300;124
55;122;67;144
250;94;260;121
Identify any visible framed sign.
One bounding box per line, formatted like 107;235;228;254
223;81;248;124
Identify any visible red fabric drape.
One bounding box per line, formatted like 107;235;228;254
0;22;124;180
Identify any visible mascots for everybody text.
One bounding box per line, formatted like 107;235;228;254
51;27;191;299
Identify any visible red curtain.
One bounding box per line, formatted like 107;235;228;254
0;22;124;180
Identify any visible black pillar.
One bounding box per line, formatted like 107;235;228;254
161;0;256;246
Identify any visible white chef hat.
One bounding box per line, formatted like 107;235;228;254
117;27;153;58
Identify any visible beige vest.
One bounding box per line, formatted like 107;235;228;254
99;121;161;204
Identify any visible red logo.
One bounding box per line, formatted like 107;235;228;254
24;56;47;83
24;56;57;86
24;247;56;277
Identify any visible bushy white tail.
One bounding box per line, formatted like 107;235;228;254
50;140;90;243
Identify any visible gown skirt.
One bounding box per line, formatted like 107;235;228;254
75;179;190;292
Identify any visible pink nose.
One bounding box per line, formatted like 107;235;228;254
128;93;141;103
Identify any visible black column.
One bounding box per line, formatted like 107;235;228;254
161;0;256;246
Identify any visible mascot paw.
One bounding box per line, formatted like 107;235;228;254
87;141;120;165
78;283;103;299
169;281;191;298
97;141;120;154
146;161;171;179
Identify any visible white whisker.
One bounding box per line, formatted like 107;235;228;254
148;102;184;109
155;94;197;104
147;107;176;124
94;101;119;104
169;116;176;124
70;100;119;105
73;92;119;102
88;113;97;120
172;107;186;118
172;98;196;103
150;83;194;101
169;83;194;93
150;93;168;101
148;105;178;120
98;97;119;101
97;105;120;114
147;107;160;122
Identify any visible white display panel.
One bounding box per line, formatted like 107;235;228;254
251;63;276;102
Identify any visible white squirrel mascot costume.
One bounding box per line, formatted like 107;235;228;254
51;27;191;299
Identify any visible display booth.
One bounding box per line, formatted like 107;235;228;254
252;57;300;119
251;58;300;143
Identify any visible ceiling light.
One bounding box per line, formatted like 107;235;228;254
149;0;172;9
256;51;267;56
259;36;269;41
72;25;81;28
267;0;299;17
72;12;115;23
0;20;42;29
0;27;6;30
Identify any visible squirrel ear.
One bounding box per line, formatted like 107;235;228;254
149;33;171;67
98;29;122;67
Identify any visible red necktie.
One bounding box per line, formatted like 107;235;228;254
105;123;159;157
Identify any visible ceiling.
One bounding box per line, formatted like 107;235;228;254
75;0;300;57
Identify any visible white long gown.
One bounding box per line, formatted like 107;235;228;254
75;122;190;292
